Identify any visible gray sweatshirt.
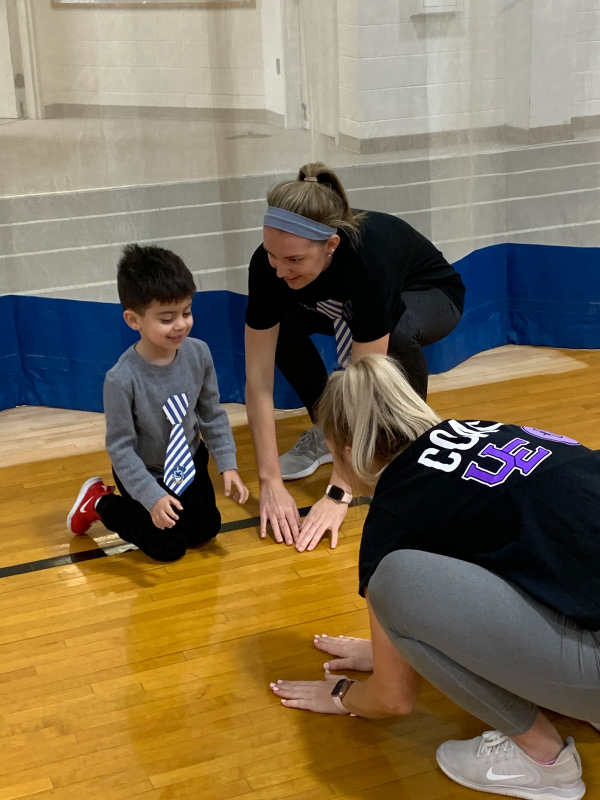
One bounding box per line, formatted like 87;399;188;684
103;337;237;511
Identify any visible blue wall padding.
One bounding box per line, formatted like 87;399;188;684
506;244;600;348
0;295;22;410
422;243;510;375
1;242;599;413
15;297;129;411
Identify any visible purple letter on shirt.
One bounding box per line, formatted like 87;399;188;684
463;438;552;486
521;426;580;446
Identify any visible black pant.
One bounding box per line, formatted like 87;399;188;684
275;287;462;416
97;442;221;561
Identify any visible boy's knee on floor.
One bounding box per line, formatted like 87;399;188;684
188;510;221;547
153;541;188;562
207;509;222;537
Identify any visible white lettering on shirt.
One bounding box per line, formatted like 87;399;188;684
418;421;502;473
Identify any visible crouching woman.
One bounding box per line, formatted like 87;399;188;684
270;354;600;800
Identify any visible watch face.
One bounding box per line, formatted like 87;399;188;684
331;679;348;697
327;485;345;502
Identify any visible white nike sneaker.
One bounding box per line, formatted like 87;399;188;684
436;730;585;800
279;425;333;480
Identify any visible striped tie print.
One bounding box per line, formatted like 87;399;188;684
316;299;353;367
162;393;196;495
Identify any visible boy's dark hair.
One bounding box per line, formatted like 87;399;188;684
117;244;196;312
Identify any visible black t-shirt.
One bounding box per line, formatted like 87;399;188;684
245;211;465;343
359;420;600;630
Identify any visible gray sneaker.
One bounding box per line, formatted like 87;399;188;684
436;730;585;800
279;425;333;480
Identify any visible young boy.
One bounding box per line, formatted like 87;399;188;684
67;244;248;561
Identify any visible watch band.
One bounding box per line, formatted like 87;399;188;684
326;484;353;504
332;694;351;713
331;678;355;713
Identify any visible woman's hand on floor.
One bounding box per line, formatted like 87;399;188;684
259;480;301;545
270;672;351;714
314;634;374;672
295;495;348;552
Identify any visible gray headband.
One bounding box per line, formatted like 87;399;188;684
264;206;337;241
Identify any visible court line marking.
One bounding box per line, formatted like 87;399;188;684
0;497;370;580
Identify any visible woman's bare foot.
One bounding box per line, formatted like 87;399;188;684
313;634;373;672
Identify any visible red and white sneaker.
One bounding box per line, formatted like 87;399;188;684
67;477;114;535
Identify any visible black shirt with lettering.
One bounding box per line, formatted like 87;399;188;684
359;420;600;630
245;211;465;343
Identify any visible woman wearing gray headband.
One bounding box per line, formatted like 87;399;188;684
245;162;464;551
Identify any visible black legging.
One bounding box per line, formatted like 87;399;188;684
97;442;221;561
275;287;461;417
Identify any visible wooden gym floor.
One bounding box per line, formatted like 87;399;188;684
0;346;599;800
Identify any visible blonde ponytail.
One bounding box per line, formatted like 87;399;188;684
316;355;441;487
267;162;365;243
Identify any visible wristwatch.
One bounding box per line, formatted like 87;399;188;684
326;484;352;504
331;678;355;713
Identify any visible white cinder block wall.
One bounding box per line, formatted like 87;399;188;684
0;0;18;118
28;0;600;141
340;0;506;142
572;0;600;119
33;3;267;111
260;0;284;117
340;0;600;144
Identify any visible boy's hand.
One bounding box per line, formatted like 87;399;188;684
150;494;183;529
223;470;249;504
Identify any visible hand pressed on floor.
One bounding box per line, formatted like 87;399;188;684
259;480;301;545
295;495;348;552
270;671;351;714
314;634;374;672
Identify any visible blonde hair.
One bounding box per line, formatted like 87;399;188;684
316;355;441;488
267;162;365;243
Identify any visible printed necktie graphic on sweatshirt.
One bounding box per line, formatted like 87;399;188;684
316;299;353;367
163;393;196;495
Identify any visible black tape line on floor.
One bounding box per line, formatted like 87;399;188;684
0;497;371;579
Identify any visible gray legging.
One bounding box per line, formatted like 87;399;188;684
368;550;600;736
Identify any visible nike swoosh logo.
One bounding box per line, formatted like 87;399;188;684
486;768;526;781
80;499;93;514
